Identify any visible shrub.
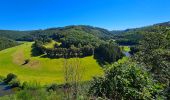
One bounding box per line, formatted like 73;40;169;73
9;78;20;88
21;81;41;90
89;62;163;99
94;41;124;64
0;76;5;82
4;73;17;84
47;84;58;91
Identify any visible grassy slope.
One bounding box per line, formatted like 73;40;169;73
44;40;61;48
120;46;131;52
0;42;103;85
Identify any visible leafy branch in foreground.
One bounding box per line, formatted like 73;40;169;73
89;62;164;100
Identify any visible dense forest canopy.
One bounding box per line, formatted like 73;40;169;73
0;25;114;41
113;21;170;45
0;37;19;51
0;30;30;40
89;23;170;99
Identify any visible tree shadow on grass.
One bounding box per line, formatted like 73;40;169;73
93;55;107;67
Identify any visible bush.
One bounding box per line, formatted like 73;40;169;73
89;62;163;99
9;78;20;88
4;73;17;84
129;46;139;55
21;81;41;90
47;84;58;91
0;76;5;82
94;41;124;64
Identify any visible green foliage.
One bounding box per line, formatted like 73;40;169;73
4;73;17;84
31;25;113;59
22;81;41;90
133;30;170;99
9;78;20;88
129;46;139;55
0;37;19;51
0;30;29;40
94;41;124;64
89;62;163;99
47;84;58;91
17;25;113;42
120;46;130;52
10;89;60;100
114;22;170;45
135;31;170;84
0;76;5;82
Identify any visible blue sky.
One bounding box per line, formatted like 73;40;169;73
0;0;170;30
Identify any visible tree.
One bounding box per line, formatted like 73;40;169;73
133;31;170;99
135;31;170;85
89;62;163;99
63;58;85;99
94;41;124;64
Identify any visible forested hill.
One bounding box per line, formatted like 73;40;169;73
0;25;114;41
113;21;170;45
0;30;30;40
1;22;170;46
0;37;19;51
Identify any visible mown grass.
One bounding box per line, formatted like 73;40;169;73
0;42;103;85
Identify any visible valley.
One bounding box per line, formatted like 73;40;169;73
0;42;103;84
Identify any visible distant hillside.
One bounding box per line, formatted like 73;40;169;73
155;21;170;27
110;30;124;34
0;37;19;51
0;30;30;40
0;25;114;42
114;21;170;45
22;25;114;41
1;23;170;46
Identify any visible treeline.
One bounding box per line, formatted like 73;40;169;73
114;23;170;45
94;41;124;64
0;25;114;42
34;39;94;58
33;36;124;64
0;30;30;40
0;37;19;51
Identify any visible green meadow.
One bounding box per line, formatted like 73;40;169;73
120;46;131;52
0;42;103;85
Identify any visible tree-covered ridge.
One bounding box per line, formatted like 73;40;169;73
0;37;19;51
27;25;123;62
0;30;30;40
114;21;170;45
0;25;114;41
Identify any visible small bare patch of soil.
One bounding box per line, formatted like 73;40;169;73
12;50;24;65
26;60;41;69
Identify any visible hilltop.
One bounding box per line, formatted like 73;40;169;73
113;21;170;45
0;25;113;41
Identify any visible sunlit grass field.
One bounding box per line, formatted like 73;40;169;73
0;42;103;85
120;46;131;52
44;40;61;48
